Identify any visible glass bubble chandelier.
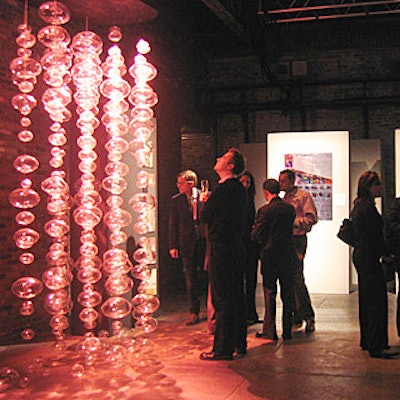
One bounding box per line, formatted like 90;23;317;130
9;0;160;357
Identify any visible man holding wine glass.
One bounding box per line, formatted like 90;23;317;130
168;170;206;325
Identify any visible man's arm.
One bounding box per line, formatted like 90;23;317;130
295;192;318;233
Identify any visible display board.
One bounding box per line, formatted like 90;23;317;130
267;131;350;294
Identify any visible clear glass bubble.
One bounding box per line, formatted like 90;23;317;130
9;187;40;209
44;289;72;315
39;1;71;25
38;25;71;49
102;175;127;195
42;266;72;290
73;206;102;230
136;39;151;55
11;276;43;299
15;210;35;225
13;228;40;249
104;275;133;296
16;31;37;48
109;230;128;246
129;192;156;213
17;129;34;142
132;293;160;314
20;300;34;316
103;208;132;230
44;217;69;238
13;154;39;174
134;315;158;333
77;288;102;308
50;314;69;331
0;367;20;392
100;296;132;319
20;252;35;265
70;363;84;378
131;264;151;281
21;328;35;341
79;307;99;323
108;26;122;43
11;93;37;115
77;267;102;284
20;116;31;127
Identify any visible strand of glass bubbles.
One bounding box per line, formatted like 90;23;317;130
9;0;43;342
71;27;105;332
99;26;134;334
37;0;74;350
128;39;160;333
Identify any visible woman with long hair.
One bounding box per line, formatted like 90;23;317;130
351;171;397;359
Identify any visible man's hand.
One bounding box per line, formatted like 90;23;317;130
169;248;179;259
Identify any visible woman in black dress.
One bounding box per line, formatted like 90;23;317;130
352;171;397;359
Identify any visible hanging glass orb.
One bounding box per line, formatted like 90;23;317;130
20;300;34;316
132;293;160;314
15;210;35;225
129;192;156;213
11;276;43;299
19;252;35;265
104;275;133;296
100;296;132;319
38;1;71;25
13;227;40;249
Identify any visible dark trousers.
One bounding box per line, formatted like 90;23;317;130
353;249;388;354
244;241;260;321
292;235;315;323
209;242;247;355
262;263;295;339
182;246;206;315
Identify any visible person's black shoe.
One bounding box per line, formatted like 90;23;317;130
369;349;400;359
255;332;278;341
199;351;233;361
185;313;200;326
234;348;247;357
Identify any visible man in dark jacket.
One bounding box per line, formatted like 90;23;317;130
252;179;297;341
169;170;205;325
199;148;248;361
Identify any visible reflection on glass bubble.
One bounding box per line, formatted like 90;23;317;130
132;293;160;314
44;217;69;238
133;247;153;265
131;264;151;281
77;288;102;308
100;296;132;319
136;170;150;189
77;267;102;284
129;192;156;213
50;314;69;331
109;230;128;246
44;289;71;315
79;242;99;258
134;315;158;333
37;25;71;49
75;254;101;269
21;328;35;341
105;275;133;296
20;300;34;316
20;252;35;265
73;206;102;230
106;195;124;208
11;276;43;299
79;307;99;323
39;1;71;25
103;208;132;230
41;173;69;196
0;367;20;392
42;267;72;290
15;210;35;225
102;175;127;195
105;137;128;154
13;228;40;249
18;129;34;142
104;161;129;177
70;363;85;378
13;154;39;174
11;93;37;115
9;187;40;209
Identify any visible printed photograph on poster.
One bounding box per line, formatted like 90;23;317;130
284;153;332;220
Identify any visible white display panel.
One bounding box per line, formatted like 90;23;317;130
396;130;400;196
267;131;350;294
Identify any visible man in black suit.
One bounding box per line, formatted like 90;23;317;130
251;179;297;341
199;148;248;361
169;170;205;325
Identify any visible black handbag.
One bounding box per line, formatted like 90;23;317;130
337;218;357;247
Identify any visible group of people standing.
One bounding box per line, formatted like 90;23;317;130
168;147;400;361
168;148;318;361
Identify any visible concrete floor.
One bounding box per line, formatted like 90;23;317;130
1;288;400;399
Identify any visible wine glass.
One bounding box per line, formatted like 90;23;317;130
200;179;209;194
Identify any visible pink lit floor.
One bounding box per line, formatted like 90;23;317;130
1;292;400;400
